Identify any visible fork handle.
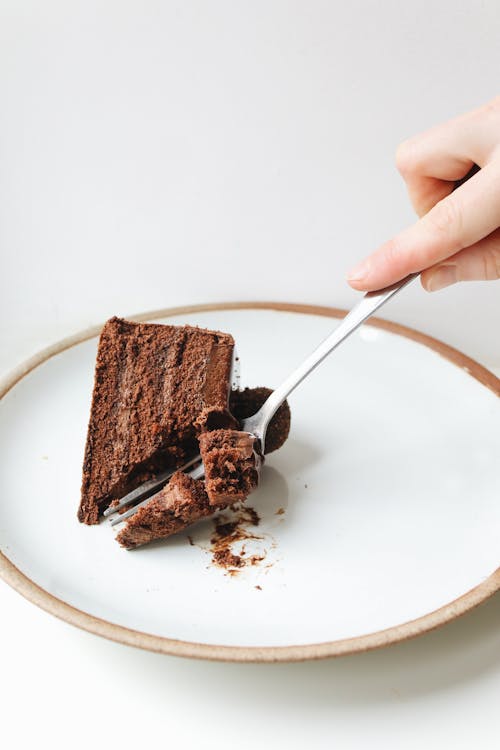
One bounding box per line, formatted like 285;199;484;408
251;273;418;446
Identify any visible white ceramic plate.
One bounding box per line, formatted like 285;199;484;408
0;303;499;661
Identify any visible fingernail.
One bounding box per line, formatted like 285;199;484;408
426;265;458;292
347;258;371;282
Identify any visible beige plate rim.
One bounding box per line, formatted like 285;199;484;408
1;301;499;663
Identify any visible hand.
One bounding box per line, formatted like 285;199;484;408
347;97;500;292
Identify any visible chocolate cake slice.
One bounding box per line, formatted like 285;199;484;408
116;471;212;549
198;429;262;507
79;317;236;524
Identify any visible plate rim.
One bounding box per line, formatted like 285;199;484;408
1;301;499;662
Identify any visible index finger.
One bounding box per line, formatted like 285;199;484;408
347;163;500;290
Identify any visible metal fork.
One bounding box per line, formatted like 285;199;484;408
106;273;417;526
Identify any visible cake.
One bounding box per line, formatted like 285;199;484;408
78;317;237;525
198;429;262;506
80;317;293;548
116;471;212;550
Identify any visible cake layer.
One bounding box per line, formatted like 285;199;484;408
79;317;235;524
198;429;262;507
116;471;212;549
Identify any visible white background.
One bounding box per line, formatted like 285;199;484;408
0;2;499;749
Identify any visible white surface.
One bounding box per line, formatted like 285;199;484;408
0;308;499;650
0;2;499;749
0;0;500;376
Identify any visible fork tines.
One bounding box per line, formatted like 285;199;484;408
104;454;202;526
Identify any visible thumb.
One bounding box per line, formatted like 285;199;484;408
421;229;500;291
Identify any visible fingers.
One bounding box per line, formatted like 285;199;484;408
347;97;500;291
396;97;500;180
347;163;500;290
396;125;475;183
403;175;454;218
421;228;500;291
393;97;500;217
395;126;474;218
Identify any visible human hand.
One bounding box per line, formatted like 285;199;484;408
347;97;500;292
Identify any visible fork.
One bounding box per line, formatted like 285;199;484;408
106;273;417;526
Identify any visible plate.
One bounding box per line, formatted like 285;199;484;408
0;303;499;662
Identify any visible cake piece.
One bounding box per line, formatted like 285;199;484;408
198;429;262;507
229;386;291;454
78;317;237;524
117;429;263;549
116;471;212;549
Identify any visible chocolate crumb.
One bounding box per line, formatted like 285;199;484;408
255;585;262;591
208;506;268;572
243;507;260;526
213;549;244;568
249;554;265;565
276;507;285;515
212;520;239;539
